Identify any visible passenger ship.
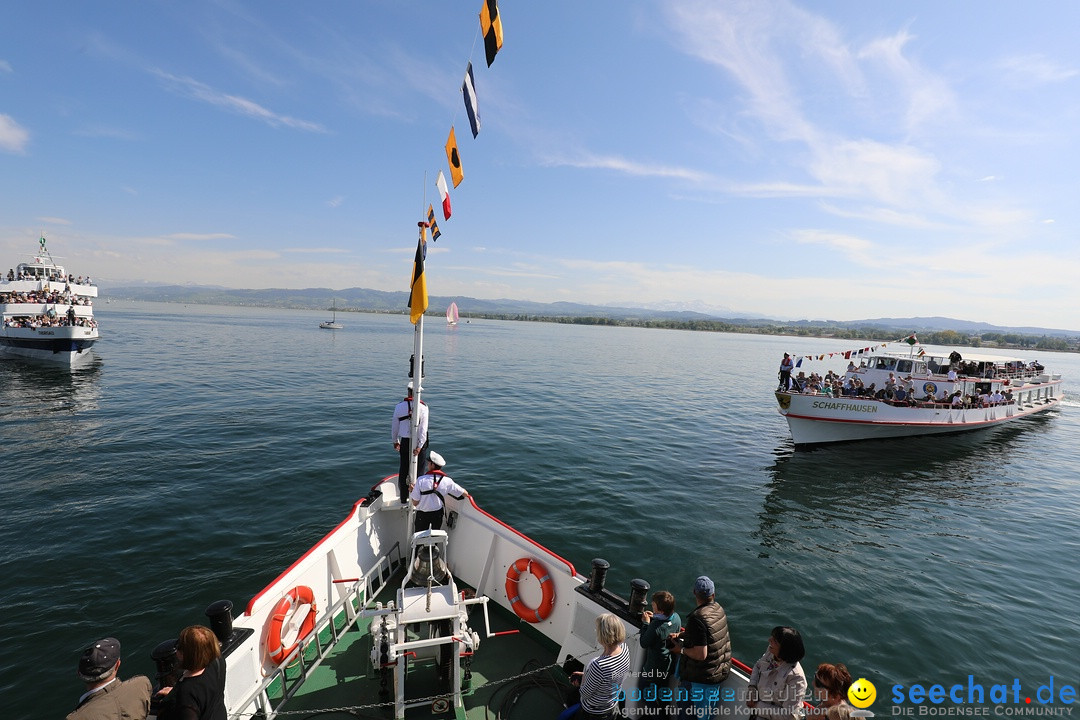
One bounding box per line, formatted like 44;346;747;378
0;237;99;365
775;345;1063;445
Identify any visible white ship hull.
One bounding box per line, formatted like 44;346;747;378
779;388;1060;445
0;326;99;365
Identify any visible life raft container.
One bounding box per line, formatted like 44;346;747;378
505;557;556;623
265;585;317;664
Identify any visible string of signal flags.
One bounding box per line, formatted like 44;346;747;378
410;0;504;324
789;333;926;368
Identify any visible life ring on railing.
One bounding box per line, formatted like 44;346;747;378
505;557;556;623
265;585;317;664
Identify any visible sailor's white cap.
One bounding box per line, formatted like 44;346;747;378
428;451;446;468
407;381;423;391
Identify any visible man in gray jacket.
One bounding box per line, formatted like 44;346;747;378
68;637;152;720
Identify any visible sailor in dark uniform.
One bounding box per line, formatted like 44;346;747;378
409;452;468;533
391;382;429;503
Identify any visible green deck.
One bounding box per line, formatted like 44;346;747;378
258;572;571;719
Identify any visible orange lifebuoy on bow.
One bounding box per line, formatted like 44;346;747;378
265;585;317;664
505;557;556;623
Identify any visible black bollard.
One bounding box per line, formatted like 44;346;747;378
588;558;610;594
204;599;234;645
629;578;650;616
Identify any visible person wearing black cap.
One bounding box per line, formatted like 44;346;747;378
409;451;468;533
391;382;430;503
67;637;151;720
668;575;732;715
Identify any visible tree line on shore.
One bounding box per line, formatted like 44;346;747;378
458;313;1079;352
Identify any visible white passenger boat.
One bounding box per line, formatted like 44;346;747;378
0;237;99;366
775;345;1063;445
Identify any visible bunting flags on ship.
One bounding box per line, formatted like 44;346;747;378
785;333;929;366
427;206;441;242
445;127;464;187
436;171;452;220
407;0;504;317
462;62;481;139
480;0;503;67
409;222;429;324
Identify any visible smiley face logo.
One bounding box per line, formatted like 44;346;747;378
848;678;876;708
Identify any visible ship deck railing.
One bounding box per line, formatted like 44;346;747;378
230;541;405;720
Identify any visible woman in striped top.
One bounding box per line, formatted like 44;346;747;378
560;613;632;720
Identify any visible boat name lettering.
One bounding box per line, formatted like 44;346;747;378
811;401;878;413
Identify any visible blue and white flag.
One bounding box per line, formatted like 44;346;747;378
462;62;481;138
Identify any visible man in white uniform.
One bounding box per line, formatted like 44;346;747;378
391;382;429;503
410;452;468;533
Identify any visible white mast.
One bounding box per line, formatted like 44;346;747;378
407;218;428;491
408;313;424;489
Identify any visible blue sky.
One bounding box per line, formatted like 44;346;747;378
3;1;1079;330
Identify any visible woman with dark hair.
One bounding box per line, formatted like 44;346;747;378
811;663;854;720
156;625;226;720
746;626;807;720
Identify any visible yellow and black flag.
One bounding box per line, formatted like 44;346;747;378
480;0;503;67
445;126;464;187
426;205;441;242
409;222;428;324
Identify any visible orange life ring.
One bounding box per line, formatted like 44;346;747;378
265;585;317;664
505;557;555;623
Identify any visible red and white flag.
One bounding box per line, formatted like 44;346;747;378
436;171;452;220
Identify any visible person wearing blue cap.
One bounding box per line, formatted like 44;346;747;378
68;637;151;720
668;575;731;714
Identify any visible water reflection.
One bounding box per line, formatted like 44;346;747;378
756;420;1051;551
0;355;103;418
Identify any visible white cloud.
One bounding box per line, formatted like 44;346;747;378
858;29;958;132
0;114;29;153
166;233;236;241
790;229;880;268
150;69;327;132
998;54;1079;86
543;152;712;183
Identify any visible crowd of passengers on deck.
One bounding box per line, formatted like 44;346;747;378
784;369;1016;408
4;268;93;284
3;313;98;329
0;290;93;306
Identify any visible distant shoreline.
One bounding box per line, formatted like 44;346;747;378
106;297;1079;353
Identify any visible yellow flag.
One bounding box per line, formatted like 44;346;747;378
445;126;464;187
409;222;428;324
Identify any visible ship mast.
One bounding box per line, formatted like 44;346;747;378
407;219;427;492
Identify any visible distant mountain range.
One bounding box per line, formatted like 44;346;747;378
102;283;1080;338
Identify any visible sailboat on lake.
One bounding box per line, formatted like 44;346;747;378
319;299;343;329
446;301;459;326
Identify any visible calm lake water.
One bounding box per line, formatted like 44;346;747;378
2;302;1078;718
